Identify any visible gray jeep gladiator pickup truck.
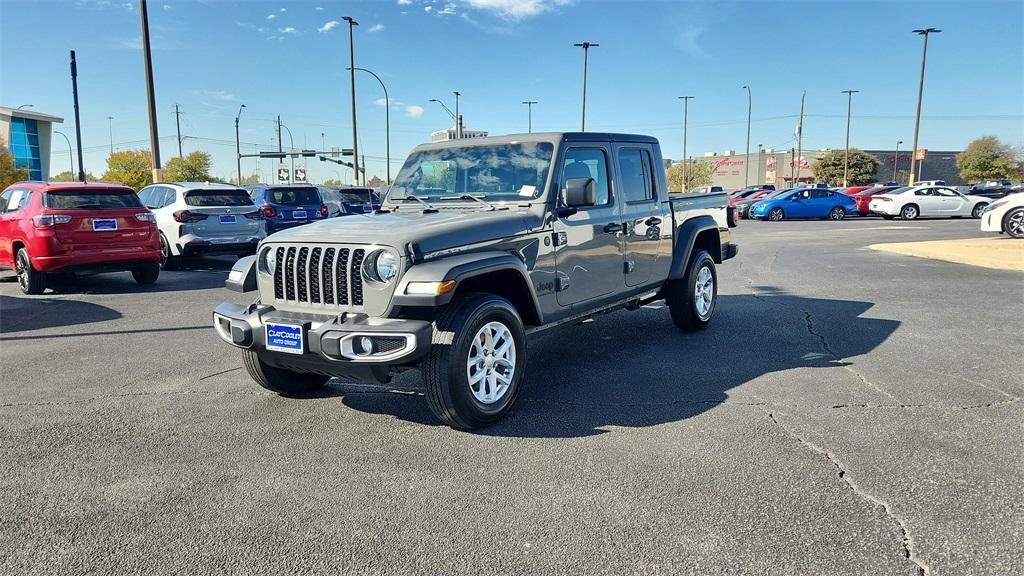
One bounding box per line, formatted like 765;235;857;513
213;132;737;428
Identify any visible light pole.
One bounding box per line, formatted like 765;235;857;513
521;101;537;133
107;116;114;156
574;42;598;131
757;143;763;185
841;89;859;186
429;98;457;139
280;122;295;183
893;140;903;183
349;67;390;183
343;16;359;185
139;0;162;182
453;91;462;139
678;96;694;192
742;85;752;189
910;28;940;185
234;104;245;184
16;104;33;110
54;131;74;177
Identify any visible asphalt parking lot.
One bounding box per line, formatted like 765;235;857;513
1;218;1021;575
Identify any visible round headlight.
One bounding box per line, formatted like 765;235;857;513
362;249;399;285
262;247;277;275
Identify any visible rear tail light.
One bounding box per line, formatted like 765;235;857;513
319;204;329;217
135;212;156;223
876;197;893;202
32;214;73;228
262;206;276;218
243;211;263;220
173;210;209;223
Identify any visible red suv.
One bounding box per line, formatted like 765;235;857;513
0;181;161;294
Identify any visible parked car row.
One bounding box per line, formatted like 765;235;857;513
0;180;383;294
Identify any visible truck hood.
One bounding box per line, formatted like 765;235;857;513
264;207;540;256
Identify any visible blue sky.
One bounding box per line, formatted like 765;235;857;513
1;0;1021;183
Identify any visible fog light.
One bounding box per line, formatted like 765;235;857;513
358;336;374;355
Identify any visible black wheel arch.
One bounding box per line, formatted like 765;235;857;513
668;215;722;280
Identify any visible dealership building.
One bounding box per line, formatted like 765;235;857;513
0;106;64;181
687;148;964;190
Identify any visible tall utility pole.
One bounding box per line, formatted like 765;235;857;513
910;28;940;186
107;116;114;156
69;50;86;182
174;104;183;156
794;91;806;185
574;42;598;131
742;85;752;188
139;0;161;182
343;16;359;186
521;101;537;133
678;96;694;192
234;104;245;184
893;140;903;183
757;143;763;184
280;121;295;183
453;91;462;139
351;67;390;183
841;89;859;186
54;131;74;176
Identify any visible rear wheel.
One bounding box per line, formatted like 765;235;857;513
131;262;160;284
159;234;180;270
242;349;330;396
422;293;526;429
971;203;987;218
14;248;45;295
900;204;919;220
666;249;717;331
768;207;785;221
1004;208;1024;238
828;206;846;220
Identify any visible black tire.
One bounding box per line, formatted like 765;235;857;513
767;207;785;221
971;203;987;219
1004;208;1024;239
131;262;160;284
421;293;526;429
828;206;846;220
666;249;717;331
14;248;45;295
159;234;180;270
242;349;330;396
900;204;919;220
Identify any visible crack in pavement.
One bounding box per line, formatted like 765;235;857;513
763;408;930;576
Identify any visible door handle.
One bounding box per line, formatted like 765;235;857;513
603;222;622;234
644;216;662;227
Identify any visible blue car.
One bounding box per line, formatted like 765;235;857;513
246;184;329;234
749;187;858;221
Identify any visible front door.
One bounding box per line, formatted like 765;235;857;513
553;146;624;307
614;145;662;287
933;186;968;215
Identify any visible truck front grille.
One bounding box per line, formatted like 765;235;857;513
272;245;365;310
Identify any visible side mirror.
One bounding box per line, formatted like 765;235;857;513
565;177;596;208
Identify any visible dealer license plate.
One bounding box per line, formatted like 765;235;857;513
219;214;237;224
265;323;304;355
92;219;117;231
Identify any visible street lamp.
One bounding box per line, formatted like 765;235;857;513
280;122;295;183
453;91;462;139
573;42;598;131
234;104;246;184
841;89;859;186
16;104;33;110
342;16;359;185
893;140;903;183
54;131;74;177
429;98;458;140
107;116;114;156
742;86;752;189
349;67;390;183
521;101;537;133
678;96;694;193
910;28;940;185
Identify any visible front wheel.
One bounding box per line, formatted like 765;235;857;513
828;206;846;220
971;203;987;219
15;248;46;295
1004;208;1024;238
422;293;526;429
666;249;717;331
243;349;330;396
768;207;785;221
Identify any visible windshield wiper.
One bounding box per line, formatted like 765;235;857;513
440;194;496;211
400;195;438;213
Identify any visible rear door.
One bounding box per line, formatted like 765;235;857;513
911;188;943;215
552;145;624;307
183;188;261;239
46;188;153;250
614;145;662;287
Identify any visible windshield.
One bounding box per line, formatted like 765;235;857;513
387;142;554;203
45;189;143;210
185;189;253;207
266;187;322;205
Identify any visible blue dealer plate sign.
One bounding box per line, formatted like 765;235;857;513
265;323;304;354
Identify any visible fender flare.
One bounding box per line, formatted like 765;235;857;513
225;255;258;293
392;250;543;311
668;215;721;280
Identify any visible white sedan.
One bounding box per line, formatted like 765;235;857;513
869;185;991;220
980;193;1024;238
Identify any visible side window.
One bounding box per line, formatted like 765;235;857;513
5;189;26;212
617;148;656;203
811;190;829;200
138;187;154;207
154;187;172;208
15;191;31;210
561;148;610;207
935;187;957;197
914;188;930;196
0;190;13;212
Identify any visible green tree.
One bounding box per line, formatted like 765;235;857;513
811;149;880;186
163;151;213;182
955;136;1022;182
666;160;714;193
51;170;97;182
228;173;262;185
322;178;344;187
0;146;29;190
102;149;153;191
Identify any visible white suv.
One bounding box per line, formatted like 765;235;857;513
138;182;266;269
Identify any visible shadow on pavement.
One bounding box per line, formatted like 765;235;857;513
337;292;900;437
0;295;122;333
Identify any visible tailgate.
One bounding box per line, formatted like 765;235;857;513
54;209;154;249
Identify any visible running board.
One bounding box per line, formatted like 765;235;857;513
525;291;662;336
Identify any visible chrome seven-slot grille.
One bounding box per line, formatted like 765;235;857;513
272;245;365;307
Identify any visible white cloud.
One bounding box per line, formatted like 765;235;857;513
280;27;296;34
162;4;171;10
315;5;324;10
368;23;384;32
397;0;412;4
424;5;432;12
318;20;339;33
279;7;286;12
436;3;456;15
464;0;571;19
266;13;275;19
190;90;237;102
405;105;424;118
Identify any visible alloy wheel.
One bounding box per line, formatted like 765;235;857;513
1007;209;1024;238
769;208;784;221
466;321;516;404
15;251;29;291
694;265;714;319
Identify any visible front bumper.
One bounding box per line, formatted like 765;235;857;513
212;303;433;383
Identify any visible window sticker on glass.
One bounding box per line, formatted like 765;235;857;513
519;185;536;197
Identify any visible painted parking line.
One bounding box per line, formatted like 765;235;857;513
869;237;1024;271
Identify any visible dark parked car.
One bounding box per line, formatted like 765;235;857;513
969;179;1017;199
246;184;329;234
320;186;381;216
